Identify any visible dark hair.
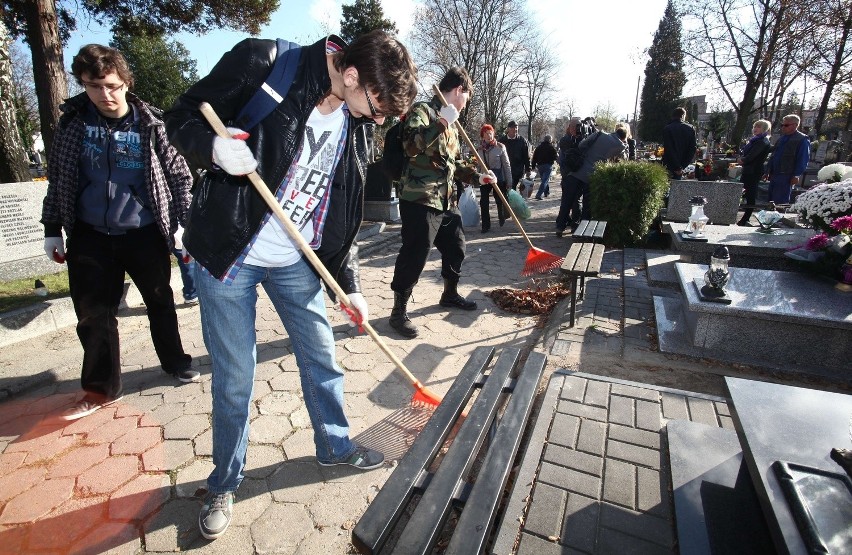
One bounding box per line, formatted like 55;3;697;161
335;30;417;117
71;44;134;88
672;107;686;120
615;128;628;140
438;66;473;96
480;123;494;137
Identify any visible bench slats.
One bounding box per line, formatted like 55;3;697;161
351;347;495;555
573;220;591;237
444;351;547;555
573;219;607;243
392;348;521;555
562;243;604;276
588;243;604;273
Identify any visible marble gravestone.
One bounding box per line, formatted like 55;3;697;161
664;222;813;271
667;420;773;555
672;263;851;372
667;180;744;225
726;377;852;555
0;181;62;281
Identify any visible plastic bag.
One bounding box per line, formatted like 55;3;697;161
518;177;534;199
459;186;480;228
507;188;531;220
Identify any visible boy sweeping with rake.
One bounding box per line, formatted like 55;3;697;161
389;67;498;339
165;30;417;541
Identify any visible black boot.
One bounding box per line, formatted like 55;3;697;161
389;289;418;338
439;279;477;310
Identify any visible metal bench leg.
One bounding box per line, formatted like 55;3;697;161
579;276;586;301
569;276;578;327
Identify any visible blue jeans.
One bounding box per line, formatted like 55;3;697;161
536;164;553;198
195;258;355;494
171;248;197;301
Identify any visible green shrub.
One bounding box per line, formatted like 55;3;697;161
588;161;669;247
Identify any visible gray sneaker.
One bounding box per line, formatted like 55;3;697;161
318;445;385;470
199;492;233;540
172;369;201;383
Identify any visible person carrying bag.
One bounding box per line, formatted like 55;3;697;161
476;124;511;233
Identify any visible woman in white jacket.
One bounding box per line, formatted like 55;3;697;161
476;124;512;232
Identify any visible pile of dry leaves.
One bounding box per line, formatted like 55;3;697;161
485;279;571;316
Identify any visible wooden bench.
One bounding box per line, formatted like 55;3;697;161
352;346;546;555
573;219;607;243
560;242;605;327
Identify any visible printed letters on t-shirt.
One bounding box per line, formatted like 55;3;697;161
281;126;333;231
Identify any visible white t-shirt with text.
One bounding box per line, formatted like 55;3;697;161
245;104;345;267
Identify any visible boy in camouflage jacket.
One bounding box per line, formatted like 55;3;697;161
389;67;495;338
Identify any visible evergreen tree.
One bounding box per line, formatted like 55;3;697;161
638;0;685;142
340;0;398;43
110;32;199;112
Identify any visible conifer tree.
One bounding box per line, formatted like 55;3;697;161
340;0;398;43
638;0;686;142
110;32;199;112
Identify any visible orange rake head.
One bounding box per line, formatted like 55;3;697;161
411;384;442;409
521;247;564;276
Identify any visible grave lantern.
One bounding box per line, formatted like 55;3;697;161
686;196;709;238
703;246;731;295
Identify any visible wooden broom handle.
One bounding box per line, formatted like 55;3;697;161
198;102;425;388
432;85;535;250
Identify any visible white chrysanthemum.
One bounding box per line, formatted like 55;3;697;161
817;163;852;183
791;178;852;224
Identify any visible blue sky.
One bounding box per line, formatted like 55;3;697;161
56;0;676;119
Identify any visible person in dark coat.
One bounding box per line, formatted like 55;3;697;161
532;134;557;200
662;107;697;179
499;120;531;189
737;119;772;226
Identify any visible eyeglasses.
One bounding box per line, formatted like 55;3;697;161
781;123;795;127
363;86;383;118
83;81;125;93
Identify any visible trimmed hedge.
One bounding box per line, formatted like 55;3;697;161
588;161;669;247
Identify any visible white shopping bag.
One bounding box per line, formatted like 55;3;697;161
459;187;480;228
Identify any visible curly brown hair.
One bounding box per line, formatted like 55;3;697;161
71;44;135;89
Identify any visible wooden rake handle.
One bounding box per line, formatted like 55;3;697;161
432;85;535;250
198;102;425;389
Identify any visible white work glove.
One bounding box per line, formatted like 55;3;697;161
173;226;193;263
478;171;497;185
439;104;460;127
342;292;369;329
44;237;65;263
212;127;257;175
173;225;185;251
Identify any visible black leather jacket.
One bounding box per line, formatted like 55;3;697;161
165;35;370;294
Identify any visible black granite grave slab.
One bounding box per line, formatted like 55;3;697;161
667;420;774;555
725;377;852;555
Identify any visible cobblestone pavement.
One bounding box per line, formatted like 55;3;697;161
0;193;848;554
493;373;733;555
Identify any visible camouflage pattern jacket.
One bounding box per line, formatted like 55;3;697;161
399;96;479;211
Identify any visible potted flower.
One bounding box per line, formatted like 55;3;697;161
786;177;852;286
817;163;852;184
